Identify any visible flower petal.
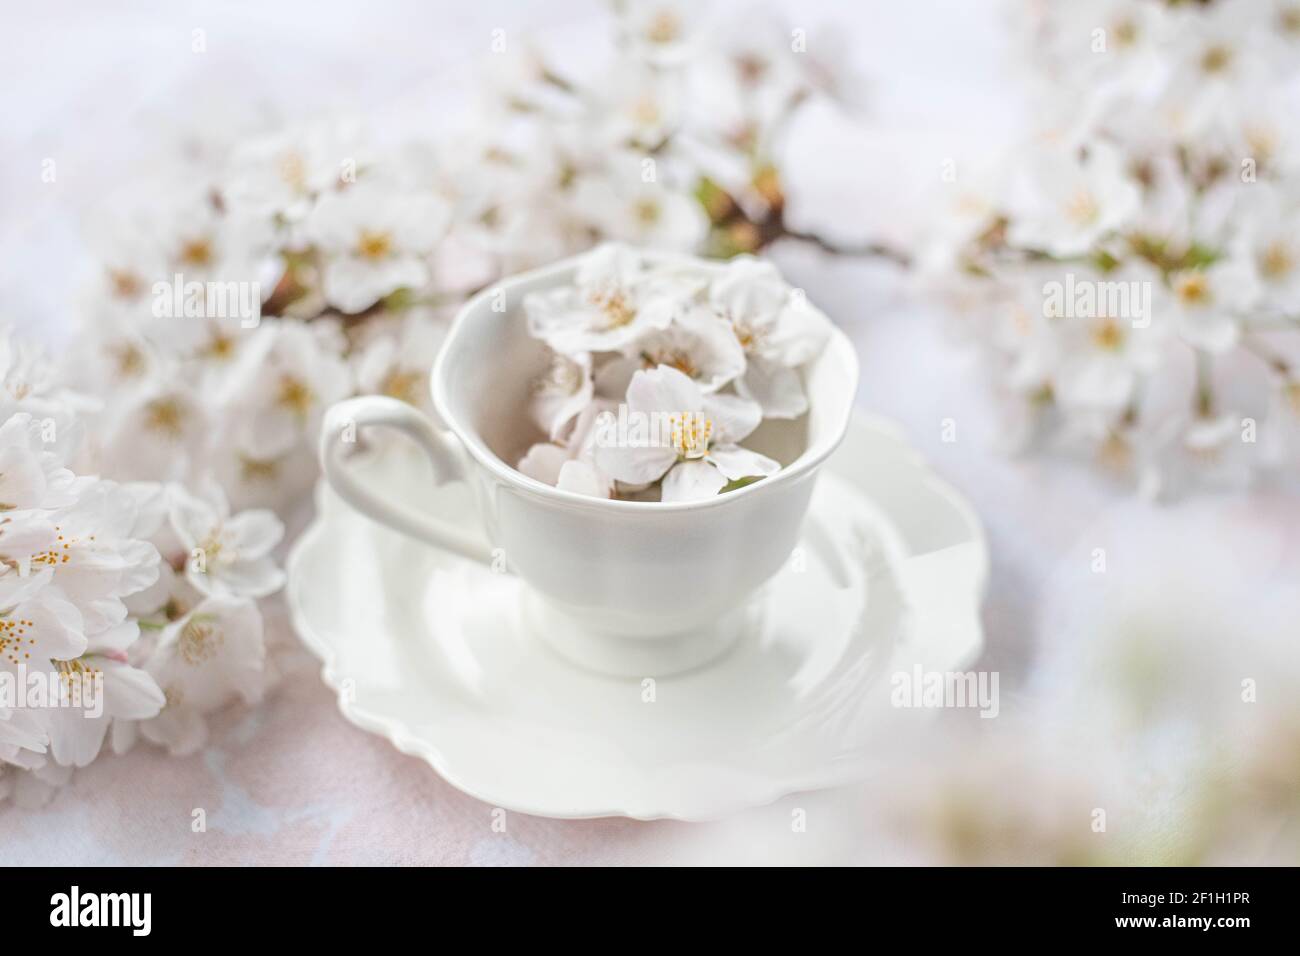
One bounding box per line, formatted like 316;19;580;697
708;444;781;481
594;441;677;485
626;364;703;417
703;393;763;444
517;443;569;486
736;360;808;419
557;460;611;498
661;459;728;501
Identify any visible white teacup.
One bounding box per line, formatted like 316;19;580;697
320;252;858;676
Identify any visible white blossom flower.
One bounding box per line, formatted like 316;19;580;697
0;406;168;776
529;350;594;441
593;65;684;150
687;9;808;143
525;244;683;355
1235;186;1300;314
305;180;450;313
518;402;616;499
226;121;369;233
155;192;277;305
219;319;353;460
168;480;285;600
39;480;163;639
1049;266;1171;414
134;596;266;756
352;310;449;416
37;621;165;768
0;413;85;512
1159;0;1271;138
597;303;746;398
594;365;776;501
0;334;91;424
94;376;210;484
1168;258;1260;354
0;705;47;768
1006;141;1141;257
708;256;830;417
571;168;708;252
0;569;84;672
616;0;702;67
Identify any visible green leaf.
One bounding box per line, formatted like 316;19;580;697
719;475;765;494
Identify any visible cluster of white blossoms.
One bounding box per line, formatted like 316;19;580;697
920;0;1300;496
517;244;830;501
0;333;284;806
66;3;864;517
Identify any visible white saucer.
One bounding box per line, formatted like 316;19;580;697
288;413;988;820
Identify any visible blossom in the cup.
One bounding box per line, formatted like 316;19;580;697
1006;141;1140;257
598;303;745;397
595;365;777;502
518;443;611;498
529;349;594;442
168;479;286;600
518;401;615;499
304;179;450;313
708;256;830;418
524;243;682;355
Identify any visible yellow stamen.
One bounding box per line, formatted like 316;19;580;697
667;412;713;458
144;397;186;438
1174;272;1212;307
276;375;314;419
356;230;393;261
1091;318;1125;351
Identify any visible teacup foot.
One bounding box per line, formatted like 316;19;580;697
521;588;753;678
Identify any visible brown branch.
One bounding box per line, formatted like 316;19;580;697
774;225;912;268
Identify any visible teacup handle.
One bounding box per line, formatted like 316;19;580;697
319;396;493;565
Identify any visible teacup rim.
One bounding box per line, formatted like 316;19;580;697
431;250;859;512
